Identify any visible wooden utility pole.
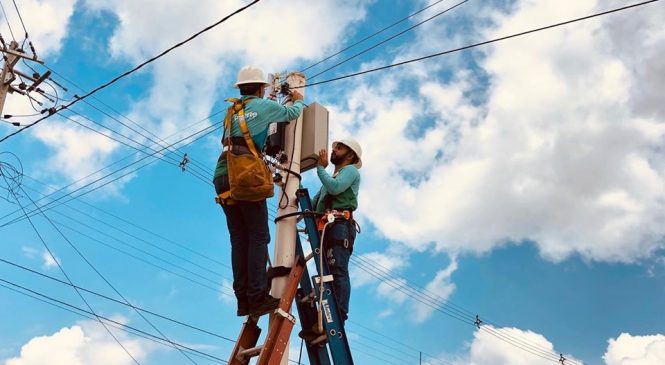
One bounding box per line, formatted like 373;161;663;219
270;71;306;365
0;39;45;117
0;41;21;116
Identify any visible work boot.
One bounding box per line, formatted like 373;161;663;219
249;295;280;317
236;301;249;317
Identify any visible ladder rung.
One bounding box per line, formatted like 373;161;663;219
238;345;263;359
310;334;328;346
304;252;314;262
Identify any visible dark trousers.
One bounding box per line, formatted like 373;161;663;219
325;220;355;321
221;200;270;305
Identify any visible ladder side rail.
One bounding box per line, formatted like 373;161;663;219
295;235;332;365
296;188;354;365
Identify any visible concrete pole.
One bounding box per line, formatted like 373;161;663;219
270;71;305;365
0;41;20;116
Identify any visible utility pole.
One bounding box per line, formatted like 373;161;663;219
270;71;306;365
0;41;21;116
0;39;45;117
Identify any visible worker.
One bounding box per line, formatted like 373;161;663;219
213;65;305;317
312;138;362;323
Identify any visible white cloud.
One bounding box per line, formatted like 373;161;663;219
5;319;156;365
353;250;457;322
60;0;374;179
32;121;124;196
413;258;457;323
328;0;665;263
2;0;77;57
453;325;583;365
0;0;76;135
21;246;39;259
604;333;665;365
41;250;59;270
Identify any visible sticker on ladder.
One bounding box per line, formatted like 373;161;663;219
322;299;333;323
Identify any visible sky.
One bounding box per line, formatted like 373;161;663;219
0;0;664;364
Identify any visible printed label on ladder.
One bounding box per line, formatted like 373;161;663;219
322;299;333;323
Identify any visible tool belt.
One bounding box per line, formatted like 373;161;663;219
318;209;355;249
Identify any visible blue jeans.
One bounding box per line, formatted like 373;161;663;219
221;200;271;305
324;220;355;321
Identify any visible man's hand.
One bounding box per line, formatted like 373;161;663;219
290;89;304;101
318;149;328;168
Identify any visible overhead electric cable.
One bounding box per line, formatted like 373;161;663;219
22;173;229;269
300;0;452;73
348;256;577;364
58;111;213;185
0;0;16;41
0;117;222;227
0;279;229;364
0;0;261;143
0;175;142;365
300;0;660;88
14;184;200;365
0;108;225;227
0;258;236;343
307;0;468;80
10;0;27;39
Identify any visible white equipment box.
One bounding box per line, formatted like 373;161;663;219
300;103;329;173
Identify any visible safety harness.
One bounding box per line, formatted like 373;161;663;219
215;97;274;205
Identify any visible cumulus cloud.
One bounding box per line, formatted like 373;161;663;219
32;121;123;195
41;250;59;269
603;333;665;365
413;258;457;323
5;319;156;365
328;0;665;263
452;325;583;365
0;0;76;136
352;251;457;322
66;0;374;170
2;0;77;57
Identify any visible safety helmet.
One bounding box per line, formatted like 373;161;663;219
332;138;363;169
234;66;270;88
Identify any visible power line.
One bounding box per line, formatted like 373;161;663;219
22;173;229;269
42;65;212;176
300;0;452;73
348;256;578;364
0;107;225;227
0;279;229;364
14;183;200;365
307;0;468;80
300;0;661;88
0;171;142;365
0;0;16;41
0;257;237;343
10;0;27;39
0;115;222;227
58;110;213;186
0;0;261;143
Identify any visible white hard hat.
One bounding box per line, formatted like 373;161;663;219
333;138;363;169
234;66;270;88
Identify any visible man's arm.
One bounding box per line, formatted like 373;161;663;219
316;166;359;195
262;91;305;123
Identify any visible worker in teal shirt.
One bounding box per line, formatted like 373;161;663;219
214;66;304;317
311;138;362;324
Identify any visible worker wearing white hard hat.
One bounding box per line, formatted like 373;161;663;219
213;65;305;317
301;138;362;341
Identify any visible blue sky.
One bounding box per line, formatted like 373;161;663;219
1;1;664;364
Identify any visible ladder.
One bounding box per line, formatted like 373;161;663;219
227;188;354;365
